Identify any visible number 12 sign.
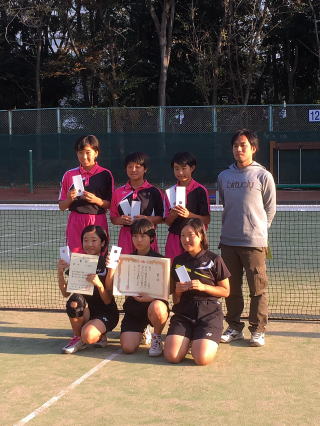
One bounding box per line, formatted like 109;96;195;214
308;110;320;122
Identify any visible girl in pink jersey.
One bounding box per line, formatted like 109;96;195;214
59;135;114;253
110;152;164;254
164;152;210;260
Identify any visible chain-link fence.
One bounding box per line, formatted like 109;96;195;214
0;105;319;189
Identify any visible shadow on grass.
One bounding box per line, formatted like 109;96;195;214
0;329;198;366
268;330;320;338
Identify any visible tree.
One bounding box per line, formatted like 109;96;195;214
149;0;175;106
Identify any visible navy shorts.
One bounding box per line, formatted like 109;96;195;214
121;297;169;333
90;307;119;332
166;299;223;343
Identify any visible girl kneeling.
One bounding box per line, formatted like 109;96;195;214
164;218;230;365
57;225;119;354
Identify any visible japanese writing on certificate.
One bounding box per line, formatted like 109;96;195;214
114;255;170;301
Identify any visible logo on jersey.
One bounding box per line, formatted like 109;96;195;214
197;260;214;270
206;332;213;337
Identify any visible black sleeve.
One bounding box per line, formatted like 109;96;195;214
196;187;210;216
152;187;164;216
214;255;231;282
101;170;113;201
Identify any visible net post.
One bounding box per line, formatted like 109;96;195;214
29;149;34;193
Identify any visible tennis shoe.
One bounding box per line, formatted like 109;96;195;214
141;324;152;345
149;334;163;357
220;327;244;343
250;332;265;347
62;336;87;354
94;334;108;348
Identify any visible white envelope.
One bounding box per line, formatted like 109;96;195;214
175;186;186;208
119;199;131;216
72;175;85;196
175;265;191;283
165;186;176;208
106;245;122;269
59;246;70;264
131;200;141;217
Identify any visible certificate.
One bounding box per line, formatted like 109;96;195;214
113;255;170;301
67;253;99;295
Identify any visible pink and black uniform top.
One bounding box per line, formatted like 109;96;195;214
59;163;114;252
110;180;164;254
164;179;210;259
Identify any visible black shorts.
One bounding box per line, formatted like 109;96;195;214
90;306;119;332
166;299;223;343
121;297;169;333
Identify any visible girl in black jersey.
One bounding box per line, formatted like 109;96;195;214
107;218;169;357
164;218;230;365
57;225;119;354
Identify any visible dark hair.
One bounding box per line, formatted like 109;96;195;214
74;135;100;154
180;218;208;250
130;218;156;242
231;129;259;153
81;225;108;252
124;152;149;169
170;152;197;169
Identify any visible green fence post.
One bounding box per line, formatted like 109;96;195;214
107;108;111;133
29;149;34;193
212;106;217;132
268;105;273;132
159;106;165;133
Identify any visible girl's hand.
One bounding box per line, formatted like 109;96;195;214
173;205;190;218
57;259;69;272
86;274;102;288
175;281;191;293
120;215;133;226
82;191;100;204
133;294;153;303
189;280;206;292
134;214;147;220
67;188;77;202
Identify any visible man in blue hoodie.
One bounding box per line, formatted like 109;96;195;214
218;129;276;347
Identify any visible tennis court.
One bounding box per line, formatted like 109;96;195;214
0;204;320;425
0;310;319;425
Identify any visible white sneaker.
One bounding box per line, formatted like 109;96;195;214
141;324;152;345
250;332;265;347
220;327;244;343
62;336;87;354
149;334;163;357
94;334;108;348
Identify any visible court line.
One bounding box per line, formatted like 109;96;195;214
0;239;62;254
14;349;122;425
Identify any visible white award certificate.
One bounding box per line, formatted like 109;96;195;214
72;175;85;196
175;186;186;208
113;255;171;301
67;253;99;295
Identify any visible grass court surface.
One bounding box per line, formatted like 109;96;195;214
0;310;319;426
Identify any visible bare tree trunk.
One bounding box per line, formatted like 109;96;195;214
150;0;176;106
35;28;42;109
